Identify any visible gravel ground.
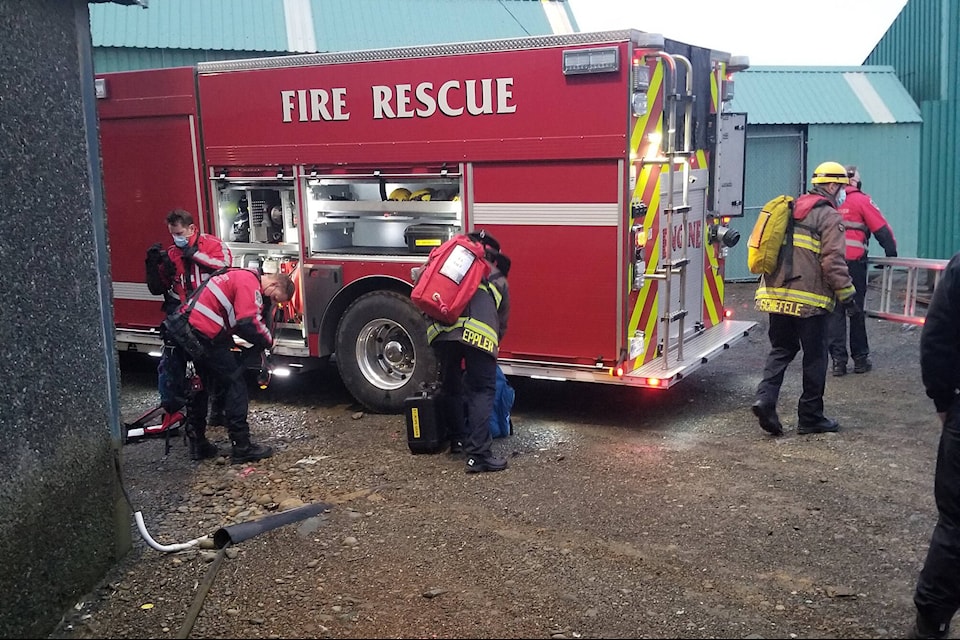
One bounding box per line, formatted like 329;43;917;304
48;281;942;639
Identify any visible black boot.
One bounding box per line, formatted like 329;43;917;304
188;437;220;460
186;424;219;460
465;455;507;473
751;401;783;436
230;434;273;463
907;613;950;639
797;417;840;435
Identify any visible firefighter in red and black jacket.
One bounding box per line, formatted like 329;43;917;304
147;208;233;431
827;165;898;377
752;161;857;437
172;268;294;463
147;208;233;315
165;209;233;309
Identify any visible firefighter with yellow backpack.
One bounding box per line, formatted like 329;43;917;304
750;161;858;437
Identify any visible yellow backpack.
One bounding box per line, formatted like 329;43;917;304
747;195;795;275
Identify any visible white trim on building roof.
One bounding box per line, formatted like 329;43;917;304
843;72;896;123
284;0;317;53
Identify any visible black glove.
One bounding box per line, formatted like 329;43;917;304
160;252;176;280
841;298;862;318
181;243;198;260
885;250;898;258
145;243;168;295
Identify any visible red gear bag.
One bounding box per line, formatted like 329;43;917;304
410;234;490;324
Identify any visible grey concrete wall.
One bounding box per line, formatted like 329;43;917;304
0;1;128;637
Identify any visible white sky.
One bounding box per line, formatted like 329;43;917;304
566;0;909;66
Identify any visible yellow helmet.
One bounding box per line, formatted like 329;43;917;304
388;188;411;201
409;188;433;201
811;161;850;185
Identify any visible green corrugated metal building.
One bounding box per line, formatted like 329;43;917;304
89;0;580;72
866;0;960;259
723;65;922;281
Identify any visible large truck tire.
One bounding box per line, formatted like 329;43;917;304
335;290;438;414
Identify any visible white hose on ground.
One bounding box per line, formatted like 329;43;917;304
134;511;208;553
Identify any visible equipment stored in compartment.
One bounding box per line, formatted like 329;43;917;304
404;223;459;253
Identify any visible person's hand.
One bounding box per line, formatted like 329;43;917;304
160;253;176;279
182;244;198;259
841;297;862;317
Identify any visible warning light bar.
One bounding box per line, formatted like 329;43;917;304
562;46;619;75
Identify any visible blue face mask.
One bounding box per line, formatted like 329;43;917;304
172;235;189;248
835;188;846;207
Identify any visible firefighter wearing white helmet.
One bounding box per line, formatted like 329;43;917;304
751;160;857;438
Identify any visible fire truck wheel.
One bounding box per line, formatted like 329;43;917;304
335;290;437;414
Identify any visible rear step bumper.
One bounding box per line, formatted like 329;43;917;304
499;320;757;387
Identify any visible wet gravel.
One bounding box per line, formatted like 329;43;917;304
48;282;940;639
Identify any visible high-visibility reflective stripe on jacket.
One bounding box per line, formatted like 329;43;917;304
186;268;273;349
755;191;856;318
837;185;898;261
166;233;233;303
427;270;510;357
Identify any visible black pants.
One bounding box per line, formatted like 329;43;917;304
192;337;252;446
914;403;960;628
158;340;229;431
828;258;869;363
434;341;496;458
755;312;828;425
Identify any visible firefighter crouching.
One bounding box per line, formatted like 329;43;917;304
427;232;511;473
164;268;294;463
752;161;857;437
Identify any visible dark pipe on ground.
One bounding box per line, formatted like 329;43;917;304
213;501;332;548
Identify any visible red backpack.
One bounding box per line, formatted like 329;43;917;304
410;234;490;324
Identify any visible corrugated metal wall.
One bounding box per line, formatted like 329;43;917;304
723;125;804;282
94;47;283;72
867;0;947;102
807;123;921;258
724;118;921;282
920;100;960;258
866;0;959;258
90;0;579;73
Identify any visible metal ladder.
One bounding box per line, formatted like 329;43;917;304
645;50;695;369
865;257;949;325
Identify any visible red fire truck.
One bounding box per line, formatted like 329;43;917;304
96;30;754;414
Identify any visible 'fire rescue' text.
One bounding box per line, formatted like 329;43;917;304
280;78;516;123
